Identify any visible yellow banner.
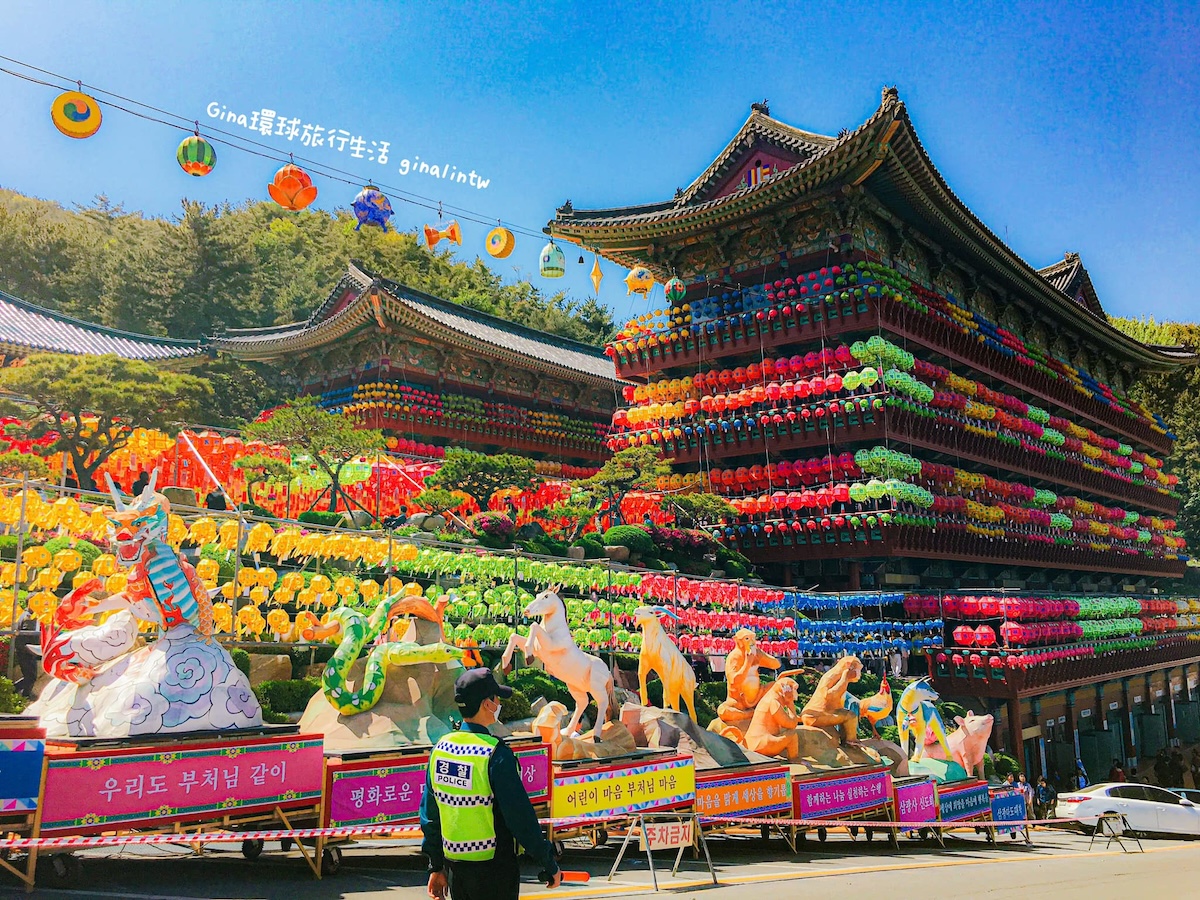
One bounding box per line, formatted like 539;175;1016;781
551;755;695;820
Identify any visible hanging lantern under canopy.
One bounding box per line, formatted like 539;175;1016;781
540;240;566;278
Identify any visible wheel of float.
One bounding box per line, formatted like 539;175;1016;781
553;840;566;861
241;838;265;860
591;828;608;849
848;825;859;837
864;827;874;842
918;827;933;841
817;826;827;842
280;837;294;852
42;854;80;887
760;824;771;843
321;845;342;876
985;828;996;844
797;830;808;845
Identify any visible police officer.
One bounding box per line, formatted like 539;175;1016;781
421;668;561;899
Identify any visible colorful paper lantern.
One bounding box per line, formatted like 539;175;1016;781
176;135;216;176
664;276;686;303
51;91;102;139
424;220;462;249
486;226;515;258
625;266;655;297
268;163;318;211
352;185;394;231
540;240;566;278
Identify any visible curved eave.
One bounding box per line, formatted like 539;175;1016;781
874;108;1195;372
547;99;902;256
212;286;622;391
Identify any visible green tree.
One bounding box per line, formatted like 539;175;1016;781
577;446;672;525
0;449;50;480
667;492;736;528
243;396;383;515
411;487;470;516
190;358;290;428
0;353;211;491
423;448;536;509
233;453;295;507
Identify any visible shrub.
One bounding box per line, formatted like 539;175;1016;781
0;676;28;714
573;535;605;559
253;678;321;714
44;536;102;572
722;559;748;579
502;688;533;721
231;648;251;677
297;510;346;528
0;535;22;560
505;668;572;706
601;525;654;556
878;724;900;744
988;752;1020;780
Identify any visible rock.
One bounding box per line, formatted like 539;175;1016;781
406;513;430;528
248;654;293;686
605;546;630;562
787;725;888;774
347;510;375;529
620;703;772;770
861;738;909;776
161;487;198;509
566;546;585;561
424;514;447;532
516;522;546;541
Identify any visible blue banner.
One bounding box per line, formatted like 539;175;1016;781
938;781;990;821
0;738;45;813
990;788;1027;834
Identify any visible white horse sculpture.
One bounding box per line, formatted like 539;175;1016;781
501;585;614;741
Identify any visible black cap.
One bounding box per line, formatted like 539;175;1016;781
454;668;513;712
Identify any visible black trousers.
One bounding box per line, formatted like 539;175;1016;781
447;855;520;900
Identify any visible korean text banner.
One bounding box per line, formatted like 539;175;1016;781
551;755;695;820
695;766;790;818
40;736;324;834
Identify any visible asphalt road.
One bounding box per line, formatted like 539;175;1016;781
4;827;1197;899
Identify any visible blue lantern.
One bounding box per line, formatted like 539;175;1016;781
352;185;394;232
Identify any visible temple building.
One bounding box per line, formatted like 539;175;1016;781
209;261;620;473
553;89;1200;778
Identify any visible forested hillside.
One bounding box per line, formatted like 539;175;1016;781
0;189;613;345
1111;317;1200;560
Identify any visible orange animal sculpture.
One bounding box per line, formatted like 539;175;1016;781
744;676;801;758
799;656;863;745
716;628;782;734
633;606;698;720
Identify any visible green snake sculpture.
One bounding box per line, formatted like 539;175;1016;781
303;593;464;716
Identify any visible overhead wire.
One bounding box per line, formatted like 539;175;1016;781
0;54;549;240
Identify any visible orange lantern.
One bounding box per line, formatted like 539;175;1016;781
268;163;318;211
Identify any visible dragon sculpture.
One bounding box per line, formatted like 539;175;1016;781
303;593;465;716
28;472;262;737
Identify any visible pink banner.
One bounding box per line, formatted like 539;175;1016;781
794;768;892;819
41;735;324;835
324;744;550;829
894;778;939;824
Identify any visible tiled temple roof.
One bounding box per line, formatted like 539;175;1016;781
210;262;620;387
1038;253;1104;318
0;288;203;361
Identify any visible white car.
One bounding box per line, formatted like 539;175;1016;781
1058;782;1200;837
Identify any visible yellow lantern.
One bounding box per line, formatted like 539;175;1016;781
92;553;118;577
167;514;188;549
249;585;270;606
281;571;304;592
221;581;237;600
52;548;82;572
236;567;259;590
297;588;316;607
246;522;275;554
72;571;94;590
396;543;419;563
188;517;217;546
295;609;319;637
195;558;220;583
334;576;357;597
266;608;291;638
359;579;380;601
105;572;128;594
36;568;63;590
256;567;277;588
218;520;240;551
0;590;14;628
212;602;233;633
28;589;58;622
320;590;338;609
273;589;295;607
310;574;332;595
22;546;51;569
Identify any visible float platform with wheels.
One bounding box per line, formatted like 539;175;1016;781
547;751;696;855
22;726;326;889
0;718;46;891
316;738;552;873
695;761;791;843
790;764;897;848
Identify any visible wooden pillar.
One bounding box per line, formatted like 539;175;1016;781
847;560;861;591
1031;698;1047;779
1121;678;1136;764
1006;697;1023;764
1166;666;1178;742
1066;689;1080;760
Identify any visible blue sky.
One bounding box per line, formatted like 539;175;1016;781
1;1;1198;330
